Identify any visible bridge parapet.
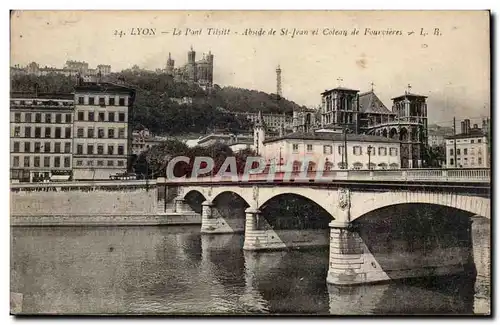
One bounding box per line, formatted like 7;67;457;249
158;168;490;185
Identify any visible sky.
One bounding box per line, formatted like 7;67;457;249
10;10;491;126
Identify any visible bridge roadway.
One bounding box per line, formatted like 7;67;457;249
158;168;491;285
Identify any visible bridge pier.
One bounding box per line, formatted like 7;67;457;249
173;197;192;214
200;200;245;234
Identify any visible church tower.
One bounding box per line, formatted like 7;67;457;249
187;46;197;83
253;111;266;155
166;52;175;75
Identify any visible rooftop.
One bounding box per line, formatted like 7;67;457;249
74;82;135;95
11;92;74;100
263;131;400;144
321;87;360;95
358;91;395;115
445;128;487;140
391;92;428;100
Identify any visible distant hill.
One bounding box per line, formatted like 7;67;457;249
10;71;307;135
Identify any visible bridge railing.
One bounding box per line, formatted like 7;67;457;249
157;168;490;184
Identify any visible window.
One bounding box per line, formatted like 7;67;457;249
292;144;299;152
119;97;125;106
118;112;125;122
54;157;60;167
45;114;51;123
89;97;95;105
338;145;344;155
107;160;114;166
64;157;70;167
65;114;72;123
77;128;84;138
109;97;115;106
118;145;124;155
13;142;20;152
108;128;115;138
87;160;94;166
55;127;61;139
118;128;125;138
44;157;50;167
35;113;41;123
378;163;388;170
456;149;461;155
471;157;475;165
378;147;387;156
478;157;482;165
64;143;71;153
55;114;62;123
108;112;115;122
471;140;474;144
77;144;83;154
353;146;362;155
464;148;468;155
78;96;84;105
98;128;104;138
99;97;105;106
88;128;94;138
34;142;41;153
117;160;125;166
450;158;454;166
65;127;71;138
478;139;482;143
35;127;41;138
449;148;453;155
471;148;475;155
45;127;51;138
107;145;114;155
24;127;31;138
97;160;104;166
44;142;51;153
306;144;313;152
325;161;333;171
99;112;105;122
323;145;332;154
34;156;40;167
97;145;104;155
76;160;83;166
14;127;20;137
25;113;32;123
88;111;95;121
24;142;30;152
13;156;19;167
54;142;61;153
78;112;84;121
24;156;30;167
87;144;94;155
14;113;21;122
389;148;398;156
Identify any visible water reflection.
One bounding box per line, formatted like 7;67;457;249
11;226;486;315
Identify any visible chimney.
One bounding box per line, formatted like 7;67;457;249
460;121;466;134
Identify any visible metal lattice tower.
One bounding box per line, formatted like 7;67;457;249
276;65;282;97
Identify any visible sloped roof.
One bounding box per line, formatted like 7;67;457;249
358;91;394;114
263;131;400;144
391;92;427;100
321;87;359;95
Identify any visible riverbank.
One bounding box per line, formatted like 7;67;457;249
10;213;201;227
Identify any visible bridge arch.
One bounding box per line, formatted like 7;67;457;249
350;190;490;221
183;189;207;214
257;187;336;219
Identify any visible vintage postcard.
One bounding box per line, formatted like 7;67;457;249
9;10;491;315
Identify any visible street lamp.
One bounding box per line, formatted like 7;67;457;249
368;145;373;170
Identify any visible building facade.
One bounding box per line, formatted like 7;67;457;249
10;93;75;182
72;83;136;180
165;47;214;89
262;132;401;171
445;119;490;168
235;112;292;132
10;60;112;81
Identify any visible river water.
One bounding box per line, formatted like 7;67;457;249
10;225;490;315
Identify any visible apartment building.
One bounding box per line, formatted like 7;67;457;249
10;93;75;182
73;83;136;180
445;119;489;168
